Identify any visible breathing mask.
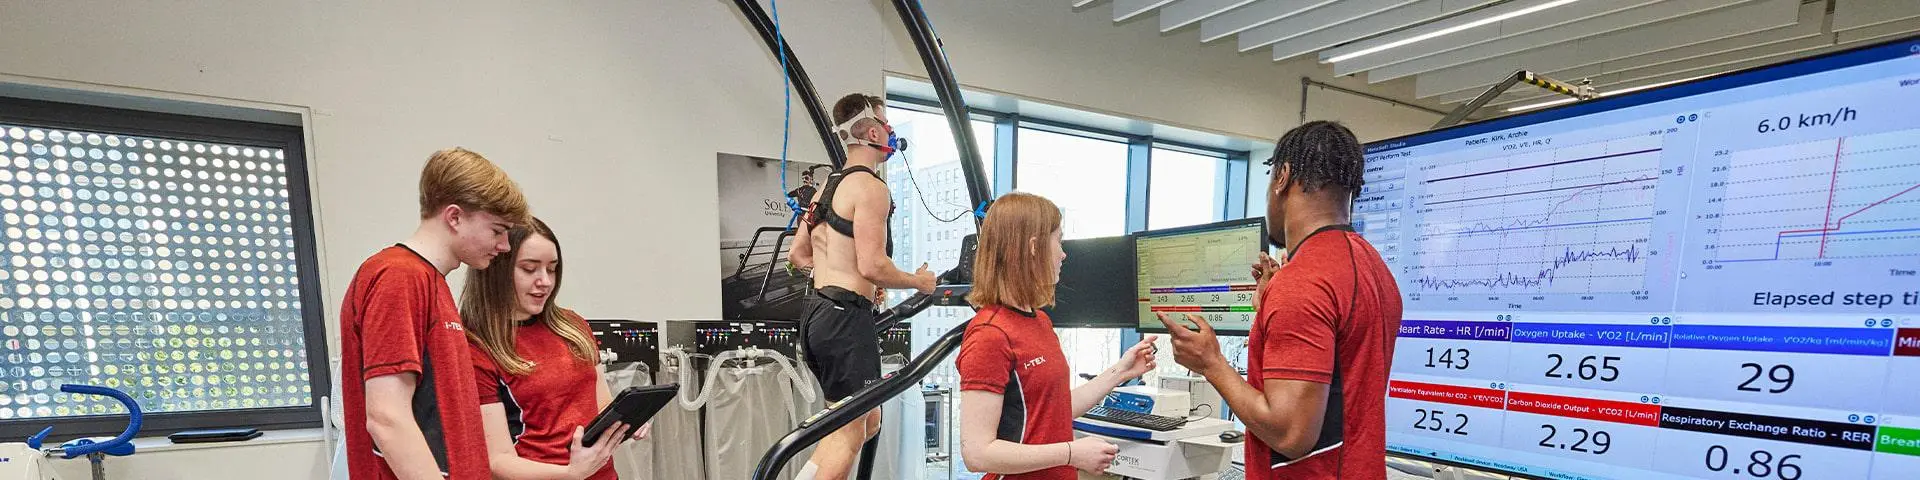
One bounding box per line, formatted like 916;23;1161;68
834;104;909;159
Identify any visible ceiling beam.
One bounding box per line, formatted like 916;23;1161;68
1235;0;1412;52
1414;0;1807;98
1363;0;1761;82
1159;0;1257;31
1198;0;1337;42
1329;0;1671;77
1482;35;1834;109
1074;0;1102;8
1115;0;1180;21
1268;0;1500;62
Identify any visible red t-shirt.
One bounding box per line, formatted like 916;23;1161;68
340;245;491;479
956;305;1075;480
471;309;614;480
1247;225;1402;480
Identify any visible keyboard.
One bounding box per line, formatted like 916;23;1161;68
1082;406;1188;431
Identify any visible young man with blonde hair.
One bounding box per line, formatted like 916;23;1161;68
341;147;531;479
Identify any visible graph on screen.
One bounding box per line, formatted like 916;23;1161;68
1705;128;1920;264
1358;36;1920;480
1134;219;1263;333
1413;135;1661;296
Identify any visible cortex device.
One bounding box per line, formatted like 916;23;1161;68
581;384;680;448
1103;385;1192;418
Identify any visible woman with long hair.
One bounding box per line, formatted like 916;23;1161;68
955;192;1158;479
463;218;641;480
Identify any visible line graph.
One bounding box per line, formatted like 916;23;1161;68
1412;244;1642;291
1408;134;1665;298
1708;128;1920;263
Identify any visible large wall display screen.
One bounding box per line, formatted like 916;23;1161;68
1358;36;1920;480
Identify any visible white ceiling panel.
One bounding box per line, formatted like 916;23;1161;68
1269;0;1499;61
1198;0;1337;42
1833;0;1920;32
1159;0;1257;31
1236;0;1414;52
1066;0;1920;119
1415;0;1807;98
1836;13;1920;45
1327;0;1669;76
1365;0;1762;83
1115;0;1180;21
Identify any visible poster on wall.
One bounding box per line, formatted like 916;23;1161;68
716;152;832;321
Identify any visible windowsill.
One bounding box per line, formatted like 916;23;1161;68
127;428;324;453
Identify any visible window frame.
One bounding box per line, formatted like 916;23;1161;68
0;95;330;439
886;95;1249;232
883;93;1253;373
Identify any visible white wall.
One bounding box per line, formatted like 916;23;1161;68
0;1;1434;478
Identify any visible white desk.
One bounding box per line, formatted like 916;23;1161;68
1073;417;1238;479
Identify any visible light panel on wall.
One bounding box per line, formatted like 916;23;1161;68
0;122;307;419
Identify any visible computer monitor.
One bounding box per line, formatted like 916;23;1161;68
1046;235;1138;329
1360;35;1920;480
1133;218;1266;335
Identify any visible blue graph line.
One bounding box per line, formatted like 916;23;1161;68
1714;226;1920;263
1415;244;1642;291
1426;217;1654;237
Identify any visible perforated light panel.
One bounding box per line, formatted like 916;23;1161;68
0;123;310;420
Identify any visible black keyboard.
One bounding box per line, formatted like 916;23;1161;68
1082;406;1188;431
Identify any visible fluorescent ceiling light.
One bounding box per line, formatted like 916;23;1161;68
1326;0;1581;64
1504;74;1713;112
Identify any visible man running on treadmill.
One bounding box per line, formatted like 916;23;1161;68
788;93;937;480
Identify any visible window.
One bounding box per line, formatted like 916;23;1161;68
1015;128;1128;239
0;96;324;438
1057;328;1124;388
1148;147;1225;230
884;107;995;278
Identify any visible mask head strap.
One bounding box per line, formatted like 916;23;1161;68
834;103;895;153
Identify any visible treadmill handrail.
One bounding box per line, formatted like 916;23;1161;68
752;322;967;479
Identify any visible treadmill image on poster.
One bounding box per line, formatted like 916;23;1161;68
717;153;830;321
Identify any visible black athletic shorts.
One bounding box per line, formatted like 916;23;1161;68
799;286;882;402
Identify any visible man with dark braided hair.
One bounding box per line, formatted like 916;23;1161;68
1160;121;1403;479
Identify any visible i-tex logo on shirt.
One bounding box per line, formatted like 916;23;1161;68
444;321;464;332
1023;357;1046;370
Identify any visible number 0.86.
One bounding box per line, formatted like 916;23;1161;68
1705;445;1802;480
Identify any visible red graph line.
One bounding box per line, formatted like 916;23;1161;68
1819;138;1846;257
1777;139;1850;252
1766;157;1920;257
1812;139;1843;257
1835;183;1920;225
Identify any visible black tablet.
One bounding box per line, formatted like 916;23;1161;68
581;384;678;447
